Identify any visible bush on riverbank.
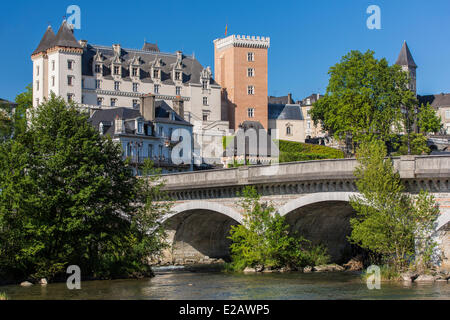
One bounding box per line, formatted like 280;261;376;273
0;96;171;283
226;187;330;272
0;292;8;300
349;139;440;274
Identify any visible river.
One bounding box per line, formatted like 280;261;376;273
1;267;449;300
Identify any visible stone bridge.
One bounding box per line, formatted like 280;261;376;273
159;155;450;268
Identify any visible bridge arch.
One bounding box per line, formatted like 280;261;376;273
166;201;243;224
161;201;242;264
279;192;358;217
279;192;359;264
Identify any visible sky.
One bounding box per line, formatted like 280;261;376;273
0;0;449;102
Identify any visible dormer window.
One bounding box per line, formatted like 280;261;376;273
95;64;102;73
202;80;208;89
132;67;138;77
153;69;159;79
113;65;120;75
137;121;144;134
175;71;181;81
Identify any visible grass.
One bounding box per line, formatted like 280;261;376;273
361;265;400;281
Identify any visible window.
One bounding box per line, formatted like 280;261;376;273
306;109;311;118
36;66;40;76
67;76;73;86
247;52;254;61
203;97;208;106
95;79;101;89
158;145;163;157
248;108;254;118
132;99;139;108
137;122;144;134
154;84;160;94
68;60;73;70
306;98;311;105
67;93;74;102
82;79;85;88
81;95;85;104
159;126;164;137
203;113;209;121
132;83;138;92
148;144;153;158
153;69;159;79
51;76;55;87
97;97;103;106
202;80;208;89
95;64;101;73
114;81;120;91
175;71;181;80
113;65;120;75
36;80;39;91
286;126;292;136
110;98;117;106
446;110;450;119
132;67;138;77
247;85;254;95
307;121;311;129
175;86;181;95
169;128;173;139
247;68;254;77
51;60;55;71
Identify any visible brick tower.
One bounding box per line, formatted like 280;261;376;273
214;35;270;130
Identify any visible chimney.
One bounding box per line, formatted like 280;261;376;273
112;44;121;55
287;93;293;104
115;115;124;134
176;50;183;61
79;40;88;48
173;96;184;119
140;93;155;121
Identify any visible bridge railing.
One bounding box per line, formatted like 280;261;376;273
161;155;450;191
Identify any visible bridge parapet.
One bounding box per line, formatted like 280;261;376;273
162;155;450;193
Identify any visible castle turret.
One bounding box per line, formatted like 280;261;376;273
395;41;417;93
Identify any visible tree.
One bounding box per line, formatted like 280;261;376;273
349;140;440;272
310;50;417;154
0;95;170;281
228;187;329;271
417;102;443;135
0;84;32;142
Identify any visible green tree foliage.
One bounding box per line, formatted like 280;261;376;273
310;50;417;153
349;140;440;272
0;84;32;142
228;187;329;271
417;102;443;134
0;95;171;281
391;133;430;156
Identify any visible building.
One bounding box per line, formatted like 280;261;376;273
395;41;417;94
214;35;270;130
88;94;193;174
268;94;306;142
418;93;450;134
31;20;229;166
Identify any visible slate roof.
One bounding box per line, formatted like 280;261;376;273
53;21;82;49
268;104;303;120
32;26;56;55
395;41;417;68
418;93;450;109
82;44;216;85
142;42;160;52
88;101;192;137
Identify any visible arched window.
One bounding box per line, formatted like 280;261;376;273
286;125;292;136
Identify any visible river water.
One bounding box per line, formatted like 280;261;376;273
1;268;449;300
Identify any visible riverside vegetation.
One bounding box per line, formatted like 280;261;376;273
225;186;330;272
0;94;172;284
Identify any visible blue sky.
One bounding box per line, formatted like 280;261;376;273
0;0;449;101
